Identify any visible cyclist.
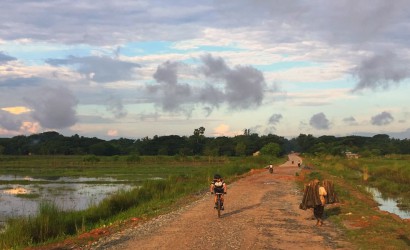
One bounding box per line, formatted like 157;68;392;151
210;174;227;210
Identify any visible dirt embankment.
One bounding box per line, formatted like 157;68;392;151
83;154;352;250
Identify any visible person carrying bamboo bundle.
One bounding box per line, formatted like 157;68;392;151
299;179;339;226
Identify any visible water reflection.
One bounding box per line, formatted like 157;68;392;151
366;187;410;219
0;175;138;224
3;187;30;195
0;175;122;182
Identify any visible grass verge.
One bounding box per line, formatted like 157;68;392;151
299;155;410;250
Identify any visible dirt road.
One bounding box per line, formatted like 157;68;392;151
90;155;352;250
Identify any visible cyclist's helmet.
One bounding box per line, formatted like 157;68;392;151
214;174;221;180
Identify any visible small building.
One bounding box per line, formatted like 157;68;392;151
345;151;359;159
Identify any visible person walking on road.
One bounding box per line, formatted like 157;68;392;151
299;179;329;226
313;179;327;226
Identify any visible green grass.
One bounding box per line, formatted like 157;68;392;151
0;155;282;249
15;193;41;199
300;154;410;250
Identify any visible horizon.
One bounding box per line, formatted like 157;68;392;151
1;1;410;140
0;130;402;142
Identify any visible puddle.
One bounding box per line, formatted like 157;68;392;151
366;187;410;219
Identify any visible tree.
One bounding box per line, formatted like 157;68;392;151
243;129;250;136
235;142;246;156
190;127;206;155
296;134;315;153
193;126;205;137
89;142;120;156
260;142;281;157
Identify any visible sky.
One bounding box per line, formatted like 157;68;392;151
1;0;410;140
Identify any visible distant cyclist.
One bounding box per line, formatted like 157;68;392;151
210;174;227;210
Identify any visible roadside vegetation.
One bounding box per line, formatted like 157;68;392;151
300;154;410;250
0;155;283;249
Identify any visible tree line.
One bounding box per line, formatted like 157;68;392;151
0;128;409;156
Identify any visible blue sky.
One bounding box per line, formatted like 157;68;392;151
1;0;410;140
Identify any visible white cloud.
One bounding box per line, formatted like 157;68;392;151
107;129;118;137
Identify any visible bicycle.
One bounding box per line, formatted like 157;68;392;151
214;192;224;218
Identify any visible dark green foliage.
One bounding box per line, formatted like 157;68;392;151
259;142;281;157
1;130;410;158
89;142;121;156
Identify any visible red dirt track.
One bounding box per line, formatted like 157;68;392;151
87;154;352;250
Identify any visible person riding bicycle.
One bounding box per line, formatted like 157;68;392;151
210;174;227;210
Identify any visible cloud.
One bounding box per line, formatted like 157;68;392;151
212;123;243;136
0;77;43;88
202;106;213;117
147;54;266;114
0;51;17;64
309;112;330;130
353;51;410;91
343;116;358;125
2;0;410;50
149;61;193;112
371;111;394;126
200;54;230;78
106;95;127;119
1;106;31;114
24;85;78;129
265;113;283;133
107;129;118;137
137;112;160;121
153;61;180;85
0;110;23;131
21;121;41;134
46;56;140;83
1;0;409;140
225;65;265;109
199;54;265;109
0;1;210;45
268;113;283;125
77;115;116;124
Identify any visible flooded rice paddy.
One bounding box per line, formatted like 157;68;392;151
0;175;138;224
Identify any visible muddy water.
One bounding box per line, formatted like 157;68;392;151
0;175;137;224
366;187;410;219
